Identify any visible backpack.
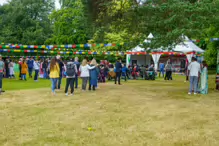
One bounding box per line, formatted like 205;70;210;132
66;62;76;76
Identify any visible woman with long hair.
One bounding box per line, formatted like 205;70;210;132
79;59;95;91
200;61;208;94
89;59;98;91
21;59;28;81
49;58;60;95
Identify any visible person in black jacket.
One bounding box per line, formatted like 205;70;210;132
115;59;122;85
5;58;9;78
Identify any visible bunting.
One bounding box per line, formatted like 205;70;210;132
0;49;203;56
0;43;125;49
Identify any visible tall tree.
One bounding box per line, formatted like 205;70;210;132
48;0;92;44
0;0;55;44
94;0;219;48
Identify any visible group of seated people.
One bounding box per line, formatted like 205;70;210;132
101;63;156;81
119;64;156;80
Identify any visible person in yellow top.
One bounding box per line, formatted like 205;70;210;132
49;58;60;95
21;59;28;81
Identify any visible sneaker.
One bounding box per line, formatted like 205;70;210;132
65;93;68;96
194;92;197;95
188;92;192;95
70;94;73;96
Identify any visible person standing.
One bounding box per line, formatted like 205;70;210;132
33;59;40;81
9;60;15;78
0;55;5;94
64;58;78;96
42;59;48;79
5;58;9;78
200;61;208;94
80;59;95;91
164;60;172;80
115;59;122;85
21;59;28;81
74;57;80;89
49;58;60;96
185;59;189;82
188;57;201;95
27;57;34;78
18;58;23;80
159;62;165;78
56;56;64;90
122;64;128;81
89;59;98;91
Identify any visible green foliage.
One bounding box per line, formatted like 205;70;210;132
204;43;218;67
47;0;90;44
0;0;55;44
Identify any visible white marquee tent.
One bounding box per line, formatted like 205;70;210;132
126;34;205;71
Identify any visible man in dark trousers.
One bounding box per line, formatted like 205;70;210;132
115;58;122;85
5;58;9;78
27;57;34;78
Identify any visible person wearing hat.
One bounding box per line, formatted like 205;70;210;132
0;55;5;94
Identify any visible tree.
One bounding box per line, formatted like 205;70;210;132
93;0;219;49
47;0;91;44
0;0;55;44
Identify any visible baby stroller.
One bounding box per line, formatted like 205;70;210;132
145;67;155;80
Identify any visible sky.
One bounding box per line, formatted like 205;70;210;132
0;0;61;9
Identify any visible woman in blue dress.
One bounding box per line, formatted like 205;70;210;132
89;59;98;91
200;61;208;94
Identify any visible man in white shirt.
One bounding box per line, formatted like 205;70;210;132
188;57;201;94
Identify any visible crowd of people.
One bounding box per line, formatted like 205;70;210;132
0;54;213;95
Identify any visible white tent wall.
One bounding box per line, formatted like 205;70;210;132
152;54;161;71
126;54;131;67
186;54;193;63
128;55;151;66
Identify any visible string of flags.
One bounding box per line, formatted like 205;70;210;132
0;43;125;49
0;37;218;49
0;49;203;56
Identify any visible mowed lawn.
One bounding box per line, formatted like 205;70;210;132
0;75;219;146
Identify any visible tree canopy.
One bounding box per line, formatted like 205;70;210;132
0;0;218;65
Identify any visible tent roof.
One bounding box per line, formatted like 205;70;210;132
130;45;145;52
173;36;204;53
130;35;204;53
173;42;204;53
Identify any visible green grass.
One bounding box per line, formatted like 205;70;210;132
3;74;81;90
0;75;219;145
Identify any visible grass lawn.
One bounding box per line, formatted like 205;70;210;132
0;74;219;146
